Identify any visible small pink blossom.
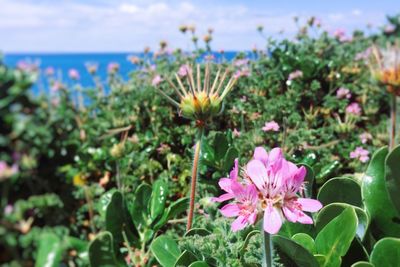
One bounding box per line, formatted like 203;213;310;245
68;69;80;80
262;121;280;132
0;161;18;180
45;67;55;76
51;81;63;92
178;64;191;77
359;132;372;144
336;87;351;99
233;128;241;137
204;54;215;61
288;70;303;81
350;147;369;163
85;62;98;75
152;75;163;86
4;205;13;215
346;102;362;116
355;47;372;61
234;58;249;67
107;62;120;74
212;159;239;202
234;68;250;79
384;24;396;34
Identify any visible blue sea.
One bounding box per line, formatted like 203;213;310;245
2;52;241;95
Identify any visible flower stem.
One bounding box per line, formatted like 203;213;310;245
262;228;273;267
186;127;204;231
390;93;397;150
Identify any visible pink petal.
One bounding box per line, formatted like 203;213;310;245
254;147;268;164
248;211;258;225
231;216;247;232
246;160;267;191
263;206;282;234
212;193;234;202
282;206;298;223
296;212;314;224
229;158;239;180
218;178;233;192
297;198;323;212
267;148;283;172
220;204;240;217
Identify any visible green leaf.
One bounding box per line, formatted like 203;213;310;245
35;233;63;267
317;177;362;207
106;191;136;246
88;232;126;267
222;147;238;172
153;197;189;230
292;233;315;254
272;235;319;267
150;180;168;220
316;161;340;184
362;147;400;237
342;238;369;267
315;207;358;267
300;163;315;198
174;250;198;267
184;228;212;237
351;262;374;267
98;188;117;219
188;261;209;267
213;133;229;160
315;203;369;240
151;236;181;267
239;230;260;257
370;237;400;267
385;145;400;213
131;183;152;231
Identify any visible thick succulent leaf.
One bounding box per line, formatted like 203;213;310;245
273;235;319;267
188;262;209;267
315;207;358;267
88;232;126;267
362;147;400;237
150;180;168;220
315;203;369;240
150;235;181;267
153;197;189;230
317;177;362;207
370;237;400;267
131;183;152;231
351;262;374;267
291;233;315;254
35;233;63;267
174;250;198;267
385;145;400;213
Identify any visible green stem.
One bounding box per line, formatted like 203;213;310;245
262;227;273;267
390;93;397;150
186;127;204;231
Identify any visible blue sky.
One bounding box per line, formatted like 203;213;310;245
1;0;399;52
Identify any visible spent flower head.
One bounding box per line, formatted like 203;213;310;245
153;63;238;123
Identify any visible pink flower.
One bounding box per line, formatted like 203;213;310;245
359;132;372;144
234;58;249;67
350;147;369;163
336;87;351;99
0;161;18;180
4;205;13;215
262;121;280;132
220;181;259;232
51;81;63;92
68;69;80;80
215;147;322;234
178;64;191;77
212;159;239;202
288;70;303;81
384;24;396;34
107;62;120;74
234;68;250;79
152;75;163;86
246;147;322;234
85;62;98;75
233;128;241;137
45;67;55;76
346;102;362;116
355;48;372;61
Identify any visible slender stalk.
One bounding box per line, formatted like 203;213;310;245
84;186;96;234
262;229;274;267
186;127;204;231
390;93;397;150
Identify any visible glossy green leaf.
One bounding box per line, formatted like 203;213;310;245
362;147;400;237
213;132;228;160
150;236;181;267
153;197;189;230
174;250;198;267
351;262;374;267
273;235;319;267
98;188;117;219
279;220;313;238
302;152;317;166
131;183;152;230
315;203;369;240
222;147;239;172
317;177;362;207
188;261;209;267
35;233;62;267
292;233;315;254
370;237;400;267
314;254;326;266
342;238;369;267
316;161;340;184
385;145;400;213
315;207;358;267
88;232;126;267
150;180;168;220
106;191;136;245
